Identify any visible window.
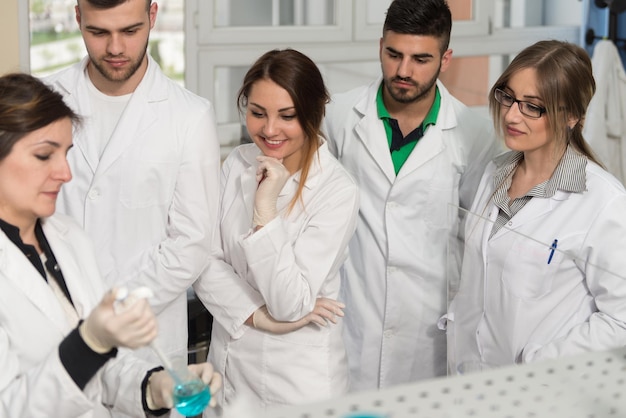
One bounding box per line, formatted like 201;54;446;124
186;0;582;156
23;0;583;156
29;0;186;86
197;0;351;44
354;0;491;40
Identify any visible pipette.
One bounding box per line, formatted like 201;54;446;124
113;287;178;375
114;287;211;415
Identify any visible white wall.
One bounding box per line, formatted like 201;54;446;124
1;0;28;74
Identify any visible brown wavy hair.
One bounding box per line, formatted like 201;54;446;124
237;48;330;212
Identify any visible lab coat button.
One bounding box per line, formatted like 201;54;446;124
88;189;100;200
384;330;393;338
508;221;513;226
387;266;397;274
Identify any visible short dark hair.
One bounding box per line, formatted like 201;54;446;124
383;0;452;53
0;73;80;161
78;0;151;12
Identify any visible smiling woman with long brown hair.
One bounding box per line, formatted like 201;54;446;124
207;48;359;409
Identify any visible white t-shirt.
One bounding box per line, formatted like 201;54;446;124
85;70;132;161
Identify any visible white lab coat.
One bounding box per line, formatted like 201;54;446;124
44;56;221;362
448;153;626;372
323;78;501;389
0;214;153;418
208;141;359;408
584;40;626;185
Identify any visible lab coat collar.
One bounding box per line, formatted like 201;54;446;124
291;138;328;191
0;216;83;335
53;55;165;176
352;79;457;182
238;139;327;218
353;77;396;183
239;137;327;193
487;187;571;243
54;55;167;103
396;81;457;178
95;55;164;175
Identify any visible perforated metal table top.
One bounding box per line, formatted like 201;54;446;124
259;347;626;418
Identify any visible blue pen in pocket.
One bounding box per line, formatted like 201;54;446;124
547;239;558;264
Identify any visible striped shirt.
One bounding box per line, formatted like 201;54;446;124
490;145;587;238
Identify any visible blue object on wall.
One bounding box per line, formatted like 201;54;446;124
583;0;626;65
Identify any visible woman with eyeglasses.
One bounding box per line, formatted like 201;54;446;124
445;40;626;374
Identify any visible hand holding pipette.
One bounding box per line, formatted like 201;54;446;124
113;287;220;414
79;287;158;353
113;288;189;386
112;287;174;370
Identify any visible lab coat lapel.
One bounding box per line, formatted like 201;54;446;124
41;218;92;319
354;89;397;184
396;81;451;179
396;125;444;179
53;58;99;174
0;231;71;334
240;147;262;223
240;166;258;223
291;139;325;192
96;57;162;176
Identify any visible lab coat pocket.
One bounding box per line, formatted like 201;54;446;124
262;327;330;404
425;173;458;228
500;238;563;300
120;159;177;208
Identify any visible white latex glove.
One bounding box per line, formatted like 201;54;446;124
252;298;345;334
147;362;223;409
79;287;158;353
252;155;291;228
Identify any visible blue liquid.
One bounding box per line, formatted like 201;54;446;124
173;380;211;416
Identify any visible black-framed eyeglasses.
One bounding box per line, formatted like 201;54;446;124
494;88;546;119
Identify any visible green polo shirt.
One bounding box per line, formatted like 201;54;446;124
377;83;441;174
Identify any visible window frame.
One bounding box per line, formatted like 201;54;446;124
18;0;30;71
354;0;494;41
184;0;582;157
196;0;353;45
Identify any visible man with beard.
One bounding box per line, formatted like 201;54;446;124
43;0;223;391
323;0;501;391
